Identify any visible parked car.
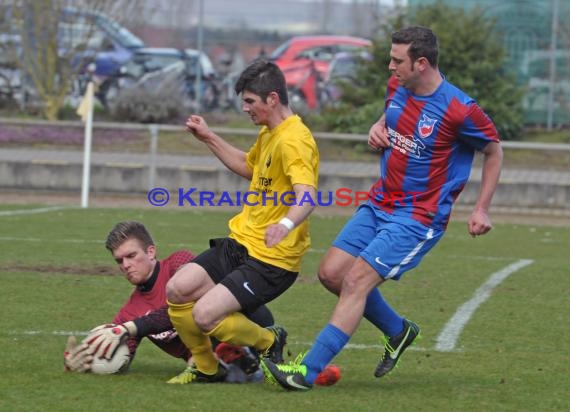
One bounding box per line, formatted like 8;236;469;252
105;47;218;111
322;50;373;106
120;47;215;79
64;8;145;77
0;6;145;107
270;35;372;111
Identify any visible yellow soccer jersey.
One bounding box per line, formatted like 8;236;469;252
228;115;319;272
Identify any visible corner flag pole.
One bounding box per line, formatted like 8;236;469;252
77;81;94;208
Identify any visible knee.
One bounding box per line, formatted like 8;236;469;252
166;277;184;304
318;260;343;292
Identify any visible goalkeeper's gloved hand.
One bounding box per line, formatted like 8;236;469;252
85;321;137;360
63;335;93;372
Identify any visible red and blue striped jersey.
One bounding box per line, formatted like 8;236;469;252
369;75;500;229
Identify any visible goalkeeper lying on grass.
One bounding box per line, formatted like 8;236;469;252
64;220;274;383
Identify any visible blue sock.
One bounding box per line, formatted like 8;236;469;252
302;324;349;384
363;288;404;337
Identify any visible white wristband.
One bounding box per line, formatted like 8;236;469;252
279;217;295;231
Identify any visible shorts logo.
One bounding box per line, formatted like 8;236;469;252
375;257;390;269
243;281;255;295
418;114;437;138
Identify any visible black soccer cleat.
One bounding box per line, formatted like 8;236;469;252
262;325;288;364
374;318;421;378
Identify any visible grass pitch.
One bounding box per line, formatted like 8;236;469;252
0;205;568;411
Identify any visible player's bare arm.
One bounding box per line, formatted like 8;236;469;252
368;114;390;150
265;183;317;248
185;115;251;179
468;141;503;237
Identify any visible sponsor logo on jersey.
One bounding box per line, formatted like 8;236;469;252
387;127;425;159
150;329;178;341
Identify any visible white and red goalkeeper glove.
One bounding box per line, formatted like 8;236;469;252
84;321;137;360
63;335;93;372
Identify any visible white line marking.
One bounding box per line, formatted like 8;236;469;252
438;254;515;262
435;259;534;352
0;237;205;250
7;332;424;352
0;237;103;244
0;206;67;216
10;330;90;336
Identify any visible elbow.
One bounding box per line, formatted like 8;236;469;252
484;141;503;165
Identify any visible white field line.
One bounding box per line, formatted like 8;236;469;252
0;206;67;216
0;236;103;244
434;259;534;352
7;331;424;351
0;237;205;250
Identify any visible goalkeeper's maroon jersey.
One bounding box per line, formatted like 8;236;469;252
112;250;194;360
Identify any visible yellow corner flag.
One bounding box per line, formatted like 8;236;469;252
76;81;95;123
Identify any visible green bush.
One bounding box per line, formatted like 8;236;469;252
110;79;186;124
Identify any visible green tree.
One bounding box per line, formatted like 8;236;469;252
316;1;524;140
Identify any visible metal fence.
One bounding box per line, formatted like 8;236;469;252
3;117;570;149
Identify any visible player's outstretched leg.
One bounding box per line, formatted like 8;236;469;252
374;318;420;378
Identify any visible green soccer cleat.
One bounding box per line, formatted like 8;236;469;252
262;325;288;364
261;358;313;391
166;364;227;384
374;318;421;378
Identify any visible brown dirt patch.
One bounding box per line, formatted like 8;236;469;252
1;263;119;276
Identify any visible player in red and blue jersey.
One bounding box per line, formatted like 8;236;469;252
370;73;499;230
262;26;503;390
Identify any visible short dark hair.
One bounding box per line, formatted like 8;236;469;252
234;59;289;105
105;221;154;252
392;26;439;67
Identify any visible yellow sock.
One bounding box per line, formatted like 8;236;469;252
167;300;219;375
206;312;274;352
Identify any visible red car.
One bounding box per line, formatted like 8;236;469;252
270;35;372;111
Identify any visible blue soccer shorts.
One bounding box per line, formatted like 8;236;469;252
332;201;445;280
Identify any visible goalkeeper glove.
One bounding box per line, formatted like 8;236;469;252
63;335;93;372
85;321;137;360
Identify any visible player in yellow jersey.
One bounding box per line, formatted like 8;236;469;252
165;59;320;383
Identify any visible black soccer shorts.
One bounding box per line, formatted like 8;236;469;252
193;238;298;312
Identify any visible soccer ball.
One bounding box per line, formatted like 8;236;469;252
314;364;341;386
90;343;131;375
